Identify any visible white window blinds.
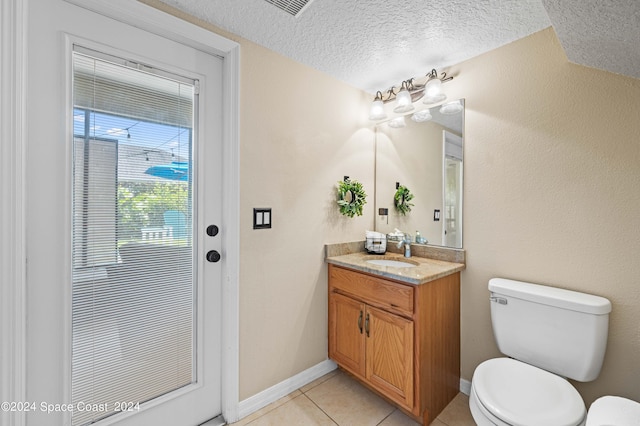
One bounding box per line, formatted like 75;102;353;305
71;47;196;426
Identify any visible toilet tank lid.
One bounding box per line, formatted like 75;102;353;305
489;278;612;315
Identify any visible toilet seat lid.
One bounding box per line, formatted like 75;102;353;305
473;358;586;426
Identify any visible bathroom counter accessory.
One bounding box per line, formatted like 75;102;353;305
326;251;464;285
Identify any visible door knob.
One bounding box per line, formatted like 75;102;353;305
206;224;219;237
206;250;221;263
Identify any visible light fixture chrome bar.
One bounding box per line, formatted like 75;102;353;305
368;68;456;121
375;69;453;104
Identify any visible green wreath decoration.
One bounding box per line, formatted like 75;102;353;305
337;178;367;218
394;184;414;215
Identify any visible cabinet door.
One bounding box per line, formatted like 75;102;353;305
365;306;414;410
329;293;366;377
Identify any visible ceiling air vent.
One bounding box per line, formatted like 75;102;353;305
263;0;315;17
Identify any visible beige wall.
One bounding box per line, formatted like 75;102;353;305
236;39;374;399
445;28;640;405
142;2;640;408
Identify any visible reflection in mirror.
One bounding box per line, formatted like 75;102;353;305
343;190;354;204
375;99;464;248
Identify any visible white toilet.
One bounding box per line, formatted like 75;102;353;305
586;396;640;425
470;278;612;426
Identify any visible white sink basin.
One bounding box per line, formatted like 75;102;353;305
366;259;417;268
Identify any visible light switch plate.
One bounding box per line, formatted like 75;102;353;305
253;208;272;229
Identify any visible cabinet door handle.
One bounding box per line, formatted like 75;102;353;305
365;313;370;337
358;311;363;334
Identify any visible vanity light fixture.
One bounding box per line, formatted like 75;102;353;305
423;79;446;104
411;109;433;122
368;91;388;120
393;81;415;113
368;69;454;121
423;69;452;104
439;99;463;115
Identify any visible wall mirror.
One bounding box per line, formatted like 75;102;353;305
374;99;464;248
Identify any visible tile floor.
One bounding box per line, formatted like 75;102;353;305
229;369;475;426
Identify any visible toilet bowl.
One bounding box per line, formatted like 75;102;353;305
470;278;612;426
586;396;640;426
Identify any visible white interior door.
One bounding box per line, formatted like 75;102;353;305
25;1;223;424
442;131;463;248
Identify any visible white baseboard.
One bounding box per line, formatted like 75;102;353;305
459;378;471;395
237;359;338;421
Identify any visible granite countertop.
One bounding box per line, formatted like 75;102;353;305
326;252;465;285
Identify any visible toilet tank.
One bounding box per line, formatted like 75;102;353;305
489;278;611;382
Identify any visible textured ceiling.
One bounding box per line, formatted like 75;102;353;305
158;0;639;93
542;0;640;80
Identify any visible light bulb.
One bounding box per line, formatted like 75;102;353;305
393;89;414;113
423;78;447;104
369;99;387;121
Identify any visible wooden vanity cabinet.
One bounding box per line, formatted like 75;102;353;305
328;264;460;425
330;293;415;408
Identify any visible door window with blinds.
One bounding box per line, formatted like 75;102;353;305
71;47;196;425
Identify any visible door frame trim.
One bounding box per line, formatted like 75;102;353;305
1;0;241;423
0;1;27;425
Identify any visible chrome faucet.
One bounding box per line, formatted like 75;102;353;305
397;235;412;258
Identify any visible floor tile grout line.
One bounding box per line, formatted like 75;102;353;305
302;384;399;426
375;408;396;426
231;370;472;426
233;391;302;426
300;393;339;425
301;373;340;424
300;371;337;395
302;371;410;426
